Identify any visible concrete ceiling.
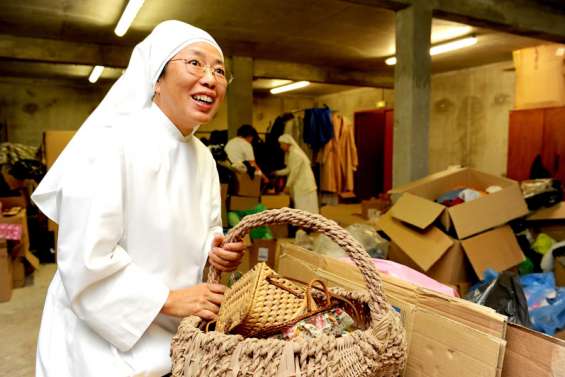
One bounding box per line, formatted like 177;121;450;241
0;0;555;93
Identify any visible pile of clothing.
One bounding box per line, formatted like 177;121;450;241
436;186;502;207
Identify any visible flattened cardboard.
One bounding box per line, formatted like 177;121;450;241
502;324;565;377
260;195;290;209
392;193;445;230
378;212;453;271
527;202;565;221
555;256;565;287
229;196;259;211
461;226;525;280
278;242;508;377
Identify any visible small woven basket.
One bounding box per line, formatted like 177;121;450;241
215;262;312;337
171;208;407;377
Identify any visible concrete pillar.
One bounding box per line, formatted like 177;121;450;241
393;2;432;186
227;56;253;138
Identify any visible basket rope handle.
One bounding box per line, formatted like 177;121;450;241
208;207;389;324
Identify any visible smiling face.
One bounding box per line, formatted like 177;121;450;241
154;42;227;136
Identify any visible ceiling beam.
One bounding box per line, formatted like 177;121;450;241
0;34;393;88
254;60;393;88
344;0;565;43
0;34;131;67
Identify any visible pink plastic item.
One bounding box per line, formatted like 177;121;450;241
341;257;458;297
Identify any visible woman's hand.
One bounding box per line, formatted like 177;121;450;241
161;283;226;320
208;235;246;272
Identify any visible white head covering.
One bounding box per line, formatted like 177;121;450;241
278;134;310;163
32;20;223;222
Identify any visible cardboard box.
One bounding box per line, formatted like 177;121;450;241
388;168;529;239
0;241;12;302
269;224;289;239
502;323;565;376
513;44;565;110
361;197;390;219
381;211;525;283
43;130;76;168
249;239;278;269
234;172;261;197
220;184;228;227
261;194;290;209
320;204;371;228
277;242;508;377
229;196;259;211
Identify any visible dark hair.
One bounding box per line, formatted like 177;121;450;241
237;124;257;138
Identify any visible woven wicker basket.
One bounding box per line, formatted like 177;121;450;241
171;208;407;377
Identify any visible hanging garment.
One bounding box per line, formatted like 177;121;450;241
261;113;293;174
303;108;334;151
275;135;319;214
319;113;358;193
31;21;224;377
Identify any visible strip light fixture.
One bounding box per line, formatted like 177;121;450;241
270;81;310;94
114;0;145;37
88;65;105;83
385;35;478;66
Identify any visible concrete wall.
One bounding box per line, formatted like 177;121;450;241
316;87;395;122
0;77;109;146
430;61;514;176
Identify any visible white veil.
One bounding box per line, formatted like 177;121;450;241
32;20;223;223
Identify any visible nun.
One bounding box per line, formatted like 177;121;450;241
275;134;319;214
32;21;245;376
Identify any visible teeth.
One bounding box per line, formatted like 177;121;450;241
193;95;214;104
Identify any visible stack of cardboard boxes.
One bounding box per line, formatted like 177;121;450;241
378;167;529;292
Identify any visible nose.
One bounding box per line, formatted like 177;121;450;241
199;66;217;87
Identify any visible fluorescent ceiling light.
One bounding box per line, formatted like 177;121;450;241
114;0;145;37
88;65;104;83
385;36;478;66
270;81;310;94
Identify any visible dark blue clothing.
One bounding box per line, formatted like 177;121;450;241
303;108;334;151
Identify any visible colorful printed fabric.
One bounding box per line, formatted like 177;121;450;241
273;307;355;340
0;223;22;240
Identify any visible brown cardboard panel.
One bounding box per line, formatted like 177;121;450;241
379;212;453;271
278;242;506;337
12;258;25;288
461;226;525;280
261;195;290;209
392;193;445;230
319;204;370;227
409;309;505;377
388;167;466;203
448;184;528;239
0;246;12;302
249;239;278;269
220;184;228;227
269;224;289;239
502;324;565;377
527;202;565;221
235;173;261;197
361;198;390;219
229;196;259;211
278;243;507;377
43;130;76;168
0;194;27;210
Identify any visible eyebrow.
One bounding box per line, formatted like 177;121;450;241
186;49;224;65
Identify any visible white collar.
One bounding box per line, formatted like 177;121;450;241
150;102;200;143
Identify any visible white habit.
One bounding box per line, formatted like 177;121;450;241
30;21;224;377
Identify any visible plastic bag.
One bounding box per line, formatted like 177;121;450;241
314;223;388;259
465;270;532;327
520;273;565;335
234;204;273;240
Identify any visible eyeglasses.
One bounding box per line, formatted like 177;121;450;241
169;58;233;85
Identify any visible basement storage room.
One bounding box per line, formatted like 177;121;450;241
1;0;565;376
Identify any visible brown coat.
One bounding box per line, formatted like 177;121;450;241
319;113;358;193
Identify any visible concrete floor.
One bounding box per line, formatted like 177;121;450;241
0;263;56;377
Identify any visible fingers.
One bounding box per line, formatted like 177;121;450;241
198;310;218;321
211;247;243;262
209;258;238;272
207;283;226;294
206;292;224;305
212;234;224;248
222;242;246;252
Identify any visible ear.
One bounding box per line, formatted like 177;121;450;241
154;81;161;95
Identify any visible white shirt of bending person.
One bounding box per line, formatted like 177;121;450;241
275;134;319;214
225;136;255;172
31;20;230;377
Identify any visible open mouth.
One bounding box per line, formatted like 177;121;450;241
192;94;215;105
